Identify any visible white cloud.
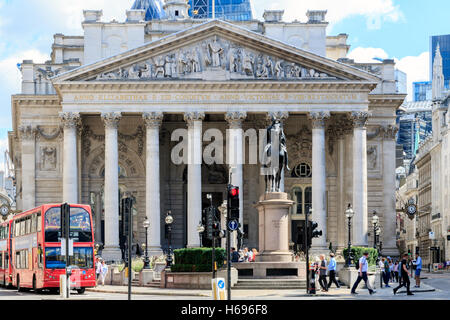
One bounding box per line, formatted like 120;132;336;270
0;49;49;93
347;47;429;101
0;138;8;172
395;52;430;101
252;0;404;30
348;47;389;63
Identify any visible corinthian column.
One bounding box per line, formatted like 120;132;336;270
184;112;205;248
101;112;122;262
19;125;37;209
143;112;164;256
381;125;400;256
225;111;247;234
309;111;330;251
59;112;80;204
350;111;370;247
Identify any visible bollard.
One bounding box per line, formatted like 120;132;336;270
212;278;226;300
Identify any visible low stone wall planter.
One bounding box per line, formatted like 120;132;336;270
161;268;238;289
338;267;381;290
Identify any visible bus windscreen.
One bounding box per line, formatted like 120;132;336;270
45;247;94;269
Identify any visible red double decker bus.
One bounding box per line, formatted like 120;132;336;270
10;204;96;294
0;221;12;287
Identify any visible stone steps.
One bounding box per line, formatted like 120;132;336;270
234;279;306;290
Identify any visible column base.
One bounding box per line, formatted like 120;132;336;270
309;246;329;258
101;246;122;263
381;247;400;257
148;247;164;258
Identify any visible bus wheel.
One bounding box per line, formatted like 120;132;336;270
77;288;85;294
17;276;24;292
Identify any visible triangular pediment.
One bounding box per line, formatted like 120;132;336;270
53;20;379;84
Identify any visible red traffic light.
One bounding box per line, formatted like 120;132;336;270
230;188;239;197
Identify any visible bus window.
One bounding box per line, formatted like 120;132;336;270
37;213;42;232
31;214;36;233
15;221;19;237
45;207;92;242
26;217;31;234
0;252;3;268
16;252;20;269
37;246;43;268
20;220;25;236
5;253;8;268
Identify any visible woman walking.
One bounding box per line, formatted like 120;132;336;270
100;260;109;286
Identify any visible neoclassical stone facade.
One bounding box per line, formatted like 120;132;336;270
9;12;405;261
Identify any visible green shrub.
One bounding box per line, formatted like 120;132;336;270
117;257;145;272
171;248;226;273
343;247;378;266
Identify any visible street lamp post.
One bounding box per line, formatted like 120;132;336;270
142;217;150;269
372;210;379;249
197;220;205;247
345;204;354;268
165;211;174;268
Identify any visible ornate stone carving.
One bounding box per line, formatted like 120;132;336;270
380;124;398;140
101;112;122;129
367;145;378;170
18;125;37;140
91;36;335;82
287;125;312;165
40;147;57;171
143;112;164;129
184;112;205;126
308;111;330;129
225;112;247;129
59;112;81;129
36;126;63;140
349;111;371;128
266;111;289;122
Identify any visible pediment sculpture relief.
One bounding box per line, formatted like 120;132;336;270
93;36;336;81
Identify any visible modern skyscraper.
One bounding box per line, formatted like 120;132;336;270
430;34;450;87
413;81;432;101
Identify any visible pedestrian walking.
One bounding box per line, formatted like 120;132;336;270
351;251;375;295
378;257;385;288
414;253;422;288
389;258;395;280
318;254;328;292
393;254;414;295
100;260;108;286
383;257;391;287
394;261;399;283
327;253;340;289
95;257;102;285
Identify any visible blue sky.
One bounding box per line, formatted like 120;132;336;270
0;0;448;167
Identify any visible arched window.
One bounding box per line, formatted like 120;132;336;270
292;163;312;178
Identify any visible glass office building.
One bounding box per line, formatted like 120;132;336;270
413;81;432;102
132;0;253;21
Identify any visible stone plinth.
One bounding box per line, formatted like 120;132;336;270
255;192;294;262
234;262;306;279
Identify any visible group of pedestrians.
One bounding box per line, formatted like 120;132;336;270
350;251;422;296
231;247;259;263
95;257;109;286
314;253;341;292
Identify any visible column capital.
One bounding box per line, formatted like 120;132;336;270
18;124;37;140
349;111;371;128
101;112;122;129
308;111;330;129
142;112;164;129
184;112;205;127
380;124;398;140
267;111;289;122
225;111;247;129
59;112;81;129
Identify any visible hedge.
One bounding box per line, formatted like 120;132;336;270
343;247;378;266
171;248;226;273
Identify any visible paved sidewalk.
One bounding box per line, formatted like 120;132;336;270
87;285;212;297
86;281;436;299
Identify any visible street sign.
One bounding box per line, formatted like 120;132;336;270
212;278;226;300
429;231;435;239
228;219;238;231
60;238;74;256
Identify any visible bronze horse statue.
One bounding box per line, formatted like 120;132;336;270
262;118;290;192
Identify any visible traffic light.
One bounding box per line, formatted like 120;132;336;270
60;203;70;239
227;185;239;221
212;221;220;238
307;221;322;248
